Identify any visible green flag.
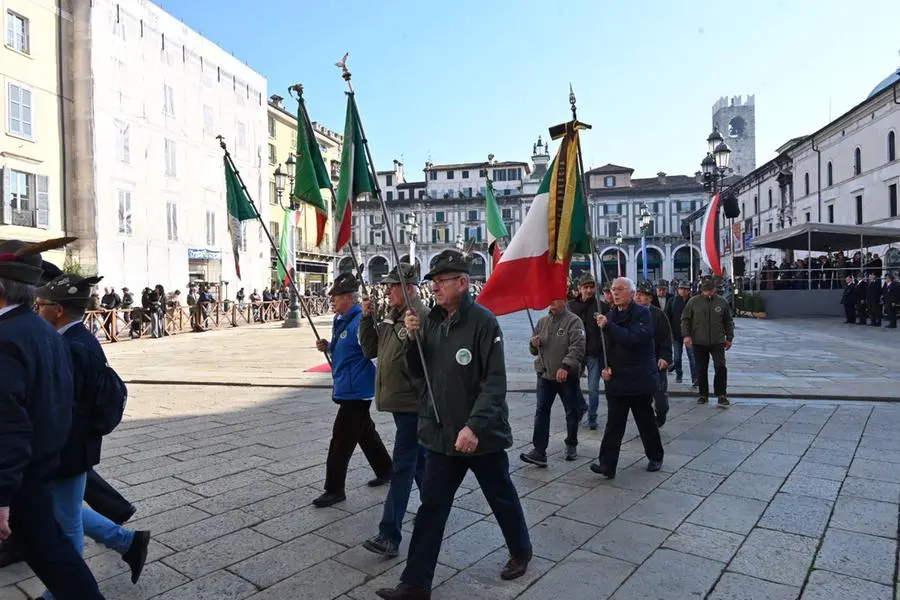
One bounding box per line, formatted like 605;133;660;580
276;208;291;285
225;156;256;279
292;96;331;246
485;178;508;264
335;94;376;252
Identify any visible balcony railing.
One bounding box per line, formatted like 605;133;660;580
10;208;35;228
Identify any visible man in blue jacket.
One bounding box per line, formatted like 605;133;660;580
590;277;664;479
0;239;105;599
313;273;392;508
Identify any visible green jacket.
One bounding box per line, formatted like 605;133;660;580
359;296;429;413
529;307;585;379
681;293;734;346
406;292;511;457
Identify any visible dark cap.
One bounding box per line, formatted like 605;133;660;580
36;273;104;306
700;278;716;291
656;279;669;289
678;281;692;290
602;281;612;292
636;281;654;295
424;249;470;281
577;272;596;286
381;263;418;285
0;240;45;285
39;260;64;284
327;272;360;296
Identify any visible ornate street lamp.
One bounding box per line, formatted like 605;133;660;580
274;163;302;329
713;141;732;171
707;128;724;154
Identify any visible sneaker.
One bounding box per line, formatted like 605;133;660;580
697;396;709;405
363;534;400;558
565;445;577;461
717;396;731;408
520;449;548;467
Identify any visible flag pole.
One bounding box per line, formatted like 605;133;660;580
288;84;370;299
565;86;609;370
216;136;331;366
338;56;441;425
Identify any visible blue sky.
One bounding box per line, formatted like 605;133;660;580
158;0;899;180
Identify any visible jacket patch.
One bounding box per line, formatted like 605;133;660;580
397;327;409;340
455;348;473;365
557;328;565;336
340;330;348;339
714;306;722;313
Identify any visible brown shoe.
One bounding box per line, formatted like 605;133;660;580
500;549;532;580
375;583;430;599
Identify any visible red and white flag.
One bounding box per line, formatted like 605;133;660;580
700;192;722;277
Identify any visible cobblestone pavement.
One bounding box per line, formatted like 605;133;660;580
1;382;898;599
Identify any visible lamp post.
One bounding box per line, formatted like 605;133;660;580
614;231;624;277
638;201;653;282
403;214;419;272
274;161;303;328
701;128;734;288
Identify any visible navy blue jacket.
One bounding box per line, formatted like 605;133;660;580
56;322;106;479
603;302;658;396
330;304;375;401
0;305;74;505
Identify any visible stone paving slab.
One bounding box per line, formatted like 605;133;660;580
2;380;899;599
101;312;900;400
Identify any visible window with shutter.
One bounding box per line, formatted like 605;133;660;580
35;175;49;229
1;168;10;225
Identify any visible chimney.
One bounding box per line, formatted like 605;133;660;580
657;171;667;185
694;170;703;184
269;94;283;109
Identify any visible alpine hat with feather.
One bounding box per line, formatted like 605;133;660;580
0;237;76;285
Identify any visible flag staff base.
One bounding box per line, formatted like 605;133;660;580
282;295;303;328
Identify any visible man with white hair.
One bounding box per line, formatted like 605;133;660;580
590;277;664;479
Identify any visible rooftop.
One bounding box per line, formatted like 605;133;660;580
586;163;634;175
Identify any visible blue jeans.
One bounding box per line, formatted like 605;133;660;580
584;357;602;424
43;473;88;600
378;412;425;544
83;506;134;554
401;450;531;590
533;377;584;453
673;337;697;381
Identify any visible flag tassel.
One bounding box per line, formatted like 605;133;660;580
216;136;330;365
339;58;441;426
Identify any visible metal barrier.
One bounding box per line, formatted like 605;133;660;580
82;297;331;343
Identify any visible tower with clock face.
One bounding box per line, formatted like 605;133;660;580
712;95;756;176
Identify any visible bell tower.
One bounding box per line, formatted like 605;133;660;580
712;95;756;176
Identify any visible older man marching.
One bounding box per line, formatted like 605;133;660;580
590;277;664;479
312;273;393;508
359;264;429;558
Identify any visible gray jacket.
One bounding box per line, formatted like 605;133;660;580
529;308;585;379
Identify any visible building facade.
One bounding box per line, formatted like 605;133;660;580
341;137;705;285
65;0;270;297
0;0;69;266
726;71;900;274
712;95;756;177
266;95;341;293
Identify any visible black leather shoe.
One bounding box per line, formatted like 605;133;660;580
368;475;391;487
123;530;150;584
312;491;346;507
590;463;615;479
0;537;24;568
375;583;431;599
500;549;532;580
647;460;663;472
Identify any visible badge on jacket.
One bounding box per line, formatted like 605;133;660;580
398;327;408;340
340;330;348;339
455;348;472;365
557;328;565;336
714;306;722;313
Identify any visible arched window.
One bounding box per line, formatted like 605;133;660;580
804;173;810;196
889;131;896;162
827;161;833;186
853;147;861;176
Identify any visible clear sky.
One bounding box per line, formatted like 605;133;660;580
157;0;899;180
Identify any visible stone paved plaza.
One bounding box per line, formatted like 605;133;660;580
0;316;898;599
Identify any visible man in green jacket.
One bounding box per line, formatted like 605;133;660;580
359;264;429;559
376;250;532;600
681;277;735;407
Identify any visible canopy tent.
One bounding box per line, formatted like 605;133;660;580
751;223;900;252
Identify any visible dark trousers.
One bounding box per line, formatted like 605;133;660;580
843;302;856;324
857;302;868;324
654;370;669;419
597;393;664;474
324;400;392;493
533;376;584;454
868;301;882;325
694;343;727;397
378;412;425;543
673;337;697;382
887;303;897;328
84;470;134;524
401;450;531;590
10;484;105;600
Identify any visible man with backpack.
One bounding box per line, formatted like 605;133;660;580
33;273;150;594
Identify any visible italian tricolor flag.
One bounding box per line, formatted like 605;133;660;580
335;94;376;252
478;132;591;316
485;178;508;271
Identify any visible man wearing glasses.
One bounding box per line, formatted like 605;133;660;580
377;249;532;600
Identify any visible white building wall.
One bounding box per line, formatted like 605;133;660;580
89;0;268;296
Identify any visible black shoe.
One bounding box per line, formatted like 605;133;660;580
520;449;548;467
697;396;709;405
655;413;666;428
717;396;731;408
312;491;346;507
114;504;137;525
565;445;577;461
588;421;599;431
376;583;431;600
675;376;683;384
500;549;532;580
647;460;663;472
368;475;391;487
691;380;699;389
363;534;400;558
0;537;24;568
590;463;615;479
122;530;150;584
